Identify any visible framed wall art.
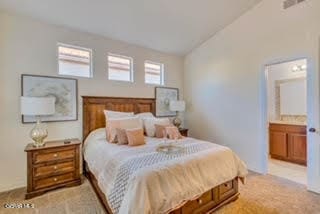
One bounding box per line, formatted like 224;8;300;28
21;74;78;123
155;87;179;117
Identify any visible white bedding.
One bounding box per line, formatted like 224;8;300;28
84;128;248;214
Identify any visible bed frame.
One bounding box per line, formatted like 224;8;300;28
82;96;239;214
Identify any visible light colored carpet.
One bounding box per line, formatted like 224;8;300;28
0;173;319;214
215;173;320;214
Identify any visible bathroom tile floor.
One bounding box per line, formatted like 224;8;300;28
268;158;307;185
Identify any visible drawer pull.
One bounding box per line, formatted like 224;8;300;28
53;153;58;158
197;199;203;204
53;178;58;182
53;166;58;170
224;183;229;187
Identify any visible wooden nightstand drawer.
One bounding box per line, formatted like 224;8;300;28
34;172;74;190
33;148;75;164
25;139;81;199
34;161;75;178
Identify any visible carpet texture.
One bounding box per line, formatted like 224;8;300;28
0;173;319;214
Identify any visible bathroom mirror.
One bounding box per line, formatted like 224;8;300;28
280;79;307;115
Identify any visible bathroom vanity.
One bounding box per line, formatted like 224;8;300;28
269;122;307;165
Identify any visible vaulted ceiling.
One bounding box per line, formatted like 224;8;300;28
0;0;262;55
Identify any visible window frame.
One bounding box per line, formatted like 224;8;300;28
144;60;164;85
107;53;134;82
57;43;93;78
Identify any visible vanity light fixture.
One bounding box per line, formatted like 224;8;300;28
292;64;307;72
301;64;307;70
292;65;299;72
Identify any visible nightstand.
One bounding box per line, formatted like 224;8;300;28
24;139;81;199
179;128;189;137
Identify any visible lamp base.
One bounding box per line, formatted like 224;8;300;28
30;118;48;147
32;139;46;148
173;117;182;129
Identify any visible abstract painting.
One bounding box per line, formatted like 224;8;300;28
155;87;179;117
21;75;78;123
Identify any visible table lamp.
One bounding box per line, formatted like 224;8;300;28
21;97;55;147
169;100;185;128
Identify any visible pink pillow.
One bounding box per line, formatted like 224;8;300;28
165;126;183;140
126;128;146;146
154;124;174;138
106;117;142;143
143;117;171;137
116;128;128;145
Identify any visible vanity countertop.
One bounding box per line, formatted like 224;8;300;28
269;120;307;126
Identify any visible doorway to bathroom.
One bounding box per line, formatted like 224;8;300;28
265;58;307;185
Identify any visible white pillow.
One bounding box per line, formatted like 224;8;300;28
143;117;171;137
135;112;155;120
106;116;143;143
104;110;134;120
84;128;106;146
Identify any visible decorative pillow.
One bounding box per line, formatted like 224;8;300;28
135;112;155;120
154;124;174;138
143;117;171;137
104;110;134;119
126;128;146;146
165;126;183;140
116;128;128;145
106;117;143;143
104;110;134;127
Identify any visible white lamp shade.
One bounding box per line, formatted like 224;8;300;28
169;100;186;112
21;97;55;116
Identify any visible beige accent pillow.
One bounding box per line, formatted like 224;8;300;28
104;110;134;131
104;110;134;119
126;128;146;146
154;124;174;138
143;117;171;137
135;112;155;120
106;117;142;143
116;128;128;145
165;126;183;140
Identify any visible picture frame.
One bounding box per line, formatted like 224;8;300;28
21;74;78;123
155;87;179;117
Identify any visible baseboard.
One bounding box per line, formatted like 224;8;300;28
0;172;84;193
246;163;266;174
307;184;320;194
0;181;26;193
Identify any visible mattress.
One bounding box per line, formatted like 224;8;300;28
84;128;248;214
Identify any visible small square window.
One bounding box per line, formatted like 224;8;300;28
58;43;92;78
145;61;164;85
108;54;133;82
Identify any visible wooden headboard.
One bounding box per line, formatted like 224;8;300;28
82;96;155;140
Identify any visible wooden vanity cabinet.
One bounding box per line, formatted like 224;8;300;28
270;131;287;158
269;123;307;165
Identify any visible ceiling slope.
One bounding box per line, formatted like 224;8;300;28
0;0;262;55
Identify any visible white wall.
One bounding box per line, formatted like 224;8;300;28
184;0;320;172
267;59;306;121
0;11;184;191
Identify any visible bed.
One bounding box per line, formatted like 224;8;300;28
82;96;247;214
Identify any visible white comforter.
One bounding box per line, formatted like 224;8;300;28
84;128;248;214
